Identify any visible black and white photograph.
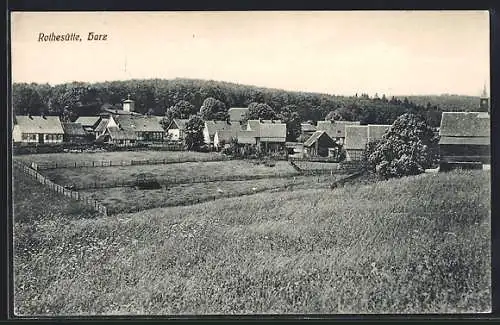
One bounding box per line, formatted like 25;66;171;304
10;11;491;315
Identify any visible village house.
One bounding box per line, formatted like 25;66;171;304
245;120;287;153
204;120;236;147
104;127;137;146
74;116;102;137
303;130;339;158
113;115;164;143
367;124;391;142
344;125;369;161
438;111;490;169
61;122;92;143
228;107;249;124
316;120;361;145
94;116;119;141
166;119;189;141
213;124;241;150
13;115;64;144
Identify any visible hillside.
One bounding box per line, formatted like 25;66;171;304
13;169;490;314
12;78;485;127
398;95;482;112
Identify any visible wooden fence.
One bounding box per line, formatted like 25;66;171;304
13;160;108;216
30;154;231;170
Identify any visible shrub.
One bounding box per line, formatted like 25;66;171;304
364;113;439;179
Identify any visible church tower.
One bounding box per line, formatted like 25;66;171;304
479;83;490;113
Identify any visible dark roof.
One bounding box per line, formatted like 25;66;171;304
62;122;87;136
75;116;101;127
15;116;64;134
317;120;361;138
367;124;391;141
228;107;249;122
344;125;369;150
107;127;137;140
439;112;490;137
114;115;164;133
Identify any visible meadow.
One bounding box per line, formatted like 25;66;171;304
82;174;342;214
13;150;220;166
41;160;299;189
13;169;491;315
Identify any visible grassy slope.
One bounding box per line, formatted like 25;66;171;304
13;170;490;315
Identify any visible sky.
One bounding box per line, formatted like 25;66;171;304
11;11;490;97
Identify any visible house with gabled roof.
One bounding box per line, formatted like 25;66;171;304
61;122;91;143
104;127;137;146
204;120;235;146
75;116;102;133
166;119;189;141
300;122;317;141
13;115;64;144
94;116;119;140
303;130;339;158
438;112;490;169
317;120;361;145
244;119;286;152
113;115;164;142
344;125;369;161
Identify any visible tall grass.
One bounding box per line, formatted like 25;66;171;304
13;170;490;315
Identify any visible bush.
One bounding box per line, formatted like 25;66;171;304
364;113;439;179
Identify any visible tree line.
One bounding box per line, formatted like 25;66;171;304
12;78;476;129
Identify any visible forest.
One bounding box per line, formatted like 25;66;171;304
12;78;482;127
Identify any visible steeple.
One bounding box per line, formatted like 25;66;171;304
479;82;489;113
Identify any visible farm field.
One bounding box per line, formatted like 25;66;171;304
81;174;343;214
13;150;221;166
13;169;490;315
41;160;299;188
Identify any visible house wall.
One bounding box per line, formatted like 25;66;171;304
13;125;22;142
203;127;211;145
440;144;490;164
44;134;64;143
137;131;164;142
168;129;181;141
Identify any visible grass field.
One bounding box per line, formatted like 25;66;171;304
13;169;490;315
13;150;220;166
41;160;298;188
82;174;342;214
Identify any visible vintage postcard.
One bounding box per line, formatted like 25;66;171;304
10;11;491;316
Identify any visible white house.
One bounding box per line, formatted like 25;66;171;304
166;119;189;141
13;115;64;144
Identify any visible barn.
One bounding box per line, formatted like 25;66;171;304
13;115;64;144
105;127;137;146
439;112;490;169
303;130;338;157
344;125;369;161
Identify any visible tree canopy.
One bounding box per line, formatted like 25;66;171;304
199;97;228;121
11;78;476;128
184;115;205;151
364;113;440;179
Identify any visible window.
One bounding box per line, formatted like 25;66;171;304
22;134;28;140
